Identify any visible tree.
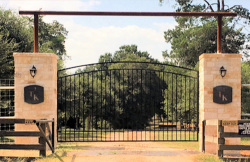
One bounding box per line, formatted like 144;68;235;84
100;46;165;129
0;9;33;78
241;62;250;114
0;8;68;79
58;45;168;130
36;16;68;59
162;0;249;67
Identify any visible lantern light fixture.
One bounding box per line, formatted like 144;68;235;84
220;66;227;78
30;65;37;78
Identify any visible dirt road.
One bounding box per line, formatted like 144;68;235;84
64;142;201;162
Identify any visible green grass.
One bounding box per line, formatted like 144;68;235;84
194;154;223;162
241;137;250;145
0;137;15;143
2;134;250;162
161;141;199;151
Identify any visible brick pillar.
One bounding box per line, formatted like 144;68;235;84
199;53;241;155
14;53;58;150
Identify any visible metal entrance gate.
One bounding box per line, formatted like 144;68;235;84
57;62;199;142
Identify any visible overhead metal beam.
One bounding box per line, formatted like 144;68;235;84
19;11;237;54
19;11;237;17
217;15;223;53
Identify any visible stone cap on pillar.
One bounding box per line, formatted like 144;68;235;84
13;53;58;59
199;53;241;60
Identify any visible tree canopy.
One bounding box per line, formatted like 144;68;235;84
162;0;249;67
0;8;68;78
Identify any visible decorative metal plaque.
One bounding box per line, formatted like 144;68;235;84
24;85;44;104
239;123;250;135
213;85;232;104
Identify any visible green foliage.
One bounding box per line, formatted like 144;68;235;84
162;0;248;67
0;8;33;78
0;8;68;79
58;45;198;131
241;62;250;114
163;18;245;67
37;17;68;58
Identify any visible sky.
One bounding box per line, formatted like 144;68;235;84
0;0;249;68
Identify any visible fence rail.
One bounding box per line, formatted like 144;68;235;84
218;120;250;158
0;118;55;157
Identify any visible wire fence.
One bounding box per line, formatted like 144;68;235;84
242;84;250;119
0;79;15;143
0;79;15;117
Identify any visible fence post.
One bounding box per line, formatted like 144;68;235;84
52;118;55;150
39;123;46;156
202;120;206;152
218;120;224;158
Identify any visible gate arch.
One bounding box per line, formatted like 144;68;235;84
57;61;199;142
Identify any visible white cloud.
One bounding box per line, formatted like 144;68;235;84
153;22;177;32
6;0;100;11
0;0;175;68
2;0;101;23
63;21;175;68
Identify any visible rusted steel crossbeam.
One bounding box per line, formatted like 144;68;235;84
19;11;236;17
19;11;237;54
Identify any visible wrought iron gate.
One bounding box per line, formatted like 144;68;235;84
57;62;199;142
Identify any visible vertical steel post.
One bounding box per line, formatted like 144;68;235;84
34;14;39;53
217;15;222;53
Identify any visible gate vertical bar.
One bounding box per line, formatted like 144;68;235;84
113;70;116;141
78;74;80;141
118;70;121;141
69;76;72;141
193;77;195;139
167;73;169;141
180;75;182;140
197;72;199;141
64;77;67;141
82;73;85;141
105;71;107;141
141;70;143;141
163;72;165;141
158;71;160;140
185;76;187;140
101;71;103;141
74;75;76;141
171;73;173;140
109;70;112;141
57;62;199;142
175;74;177;141
122;69;125;141
92;72;94;141
189;76;191;140
87;73;90;141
